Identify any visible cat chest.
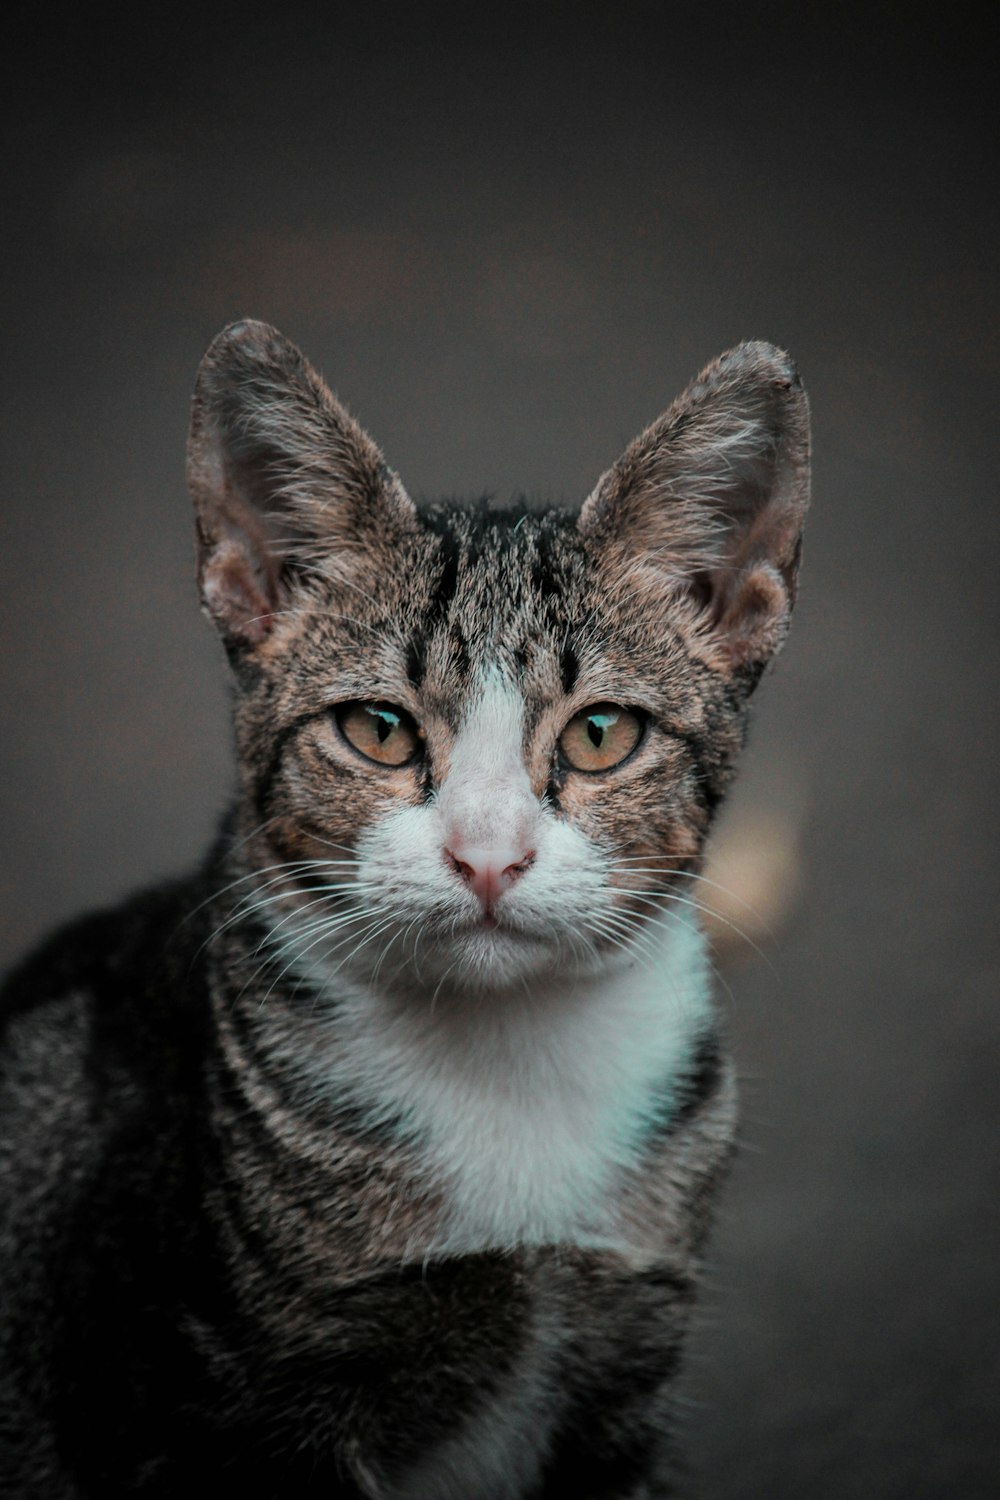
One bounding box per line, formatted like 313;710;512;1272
318;977;711;1256
420;1068;653;1251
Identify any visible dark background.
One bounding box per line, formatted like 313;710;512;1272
2;4;997;1494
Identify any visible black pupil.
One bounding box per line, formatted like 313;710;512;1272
374;711;396;743
587;718;603;747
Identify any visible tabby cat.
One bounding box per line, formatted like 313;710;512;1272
0;321;810;1498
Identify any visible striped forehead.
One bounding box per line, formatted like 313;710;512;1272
411;508;584;696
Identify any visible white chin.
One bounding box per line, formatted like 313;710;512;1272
440;924;554;990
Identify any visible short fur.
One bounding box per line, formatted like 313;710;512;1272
0;322;809;1498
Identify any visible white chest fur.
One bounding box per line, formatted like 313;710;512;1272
302;906;713;1255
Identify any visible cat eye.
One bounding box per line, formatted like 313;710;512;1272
335;701;423;768
557;703;645;773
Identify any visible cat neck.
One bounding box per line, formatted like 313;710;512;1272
209;883;715;1255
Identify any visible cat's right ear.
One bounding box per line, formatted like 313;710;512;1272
187;320;416;650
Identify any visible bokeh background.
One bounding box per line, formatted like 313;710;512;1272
2;4;996;1494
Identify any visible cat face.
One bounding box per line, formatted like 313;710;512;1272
216;509;737;993
187;322;809;996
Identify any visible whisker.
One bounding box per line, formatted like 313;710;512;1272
251;908;392;1008
617;888;773;972
609;858;771;927
292;828;363;858
243;891;374;959
193;871;369;963
607;883;771;966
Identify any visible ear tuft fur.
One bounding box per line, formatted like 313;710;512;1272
187;320;414;650
579;341;810;677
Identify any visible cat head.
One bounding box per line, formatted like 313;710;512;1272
188;321;809;996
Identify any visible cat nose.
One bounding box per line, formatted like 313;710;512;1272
445;845;535;914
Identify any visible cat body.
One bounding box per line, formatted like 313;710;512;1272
0;323;809;1497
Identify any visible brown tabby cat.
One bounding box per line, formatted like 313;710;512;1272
0;321;810;1497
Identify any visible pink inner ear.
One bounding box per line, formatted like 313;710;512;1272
202;538;275;646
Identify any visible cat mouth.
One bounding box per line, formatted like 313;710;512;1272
460;912;542;947
444;907;518;938
471;909;528;936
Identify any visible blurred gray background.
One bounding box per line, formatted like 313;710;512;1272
2;4;996;1494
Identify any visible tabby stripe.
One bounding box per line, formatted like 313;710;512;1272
253;712;319;818
559;641;579;695
667;1033;722;1132
664;724;724;813
219;993;407;1150
405;631;427;689
417;515;461;625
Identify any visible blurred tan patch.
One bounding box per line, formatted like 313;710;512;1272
699;781;808;968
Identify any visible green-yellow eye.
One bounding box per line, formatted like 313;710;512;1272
557;703;644;773
335;702;422;767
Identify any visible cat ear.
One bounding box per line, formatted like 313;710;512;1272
187;319;416;648
578;342;810;677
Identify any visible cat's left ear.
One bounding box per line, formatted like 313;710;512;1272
578;342;810;678
187;319;416;650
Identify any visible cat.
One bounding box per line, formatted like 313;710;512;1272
0;320;810;1498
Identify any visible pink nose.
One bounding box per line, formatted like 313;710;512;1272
445;845;535;914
